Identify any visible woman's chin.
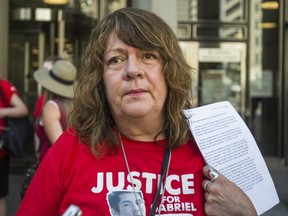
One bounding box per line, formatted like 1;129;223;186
124;111;149;119
121;107;151;119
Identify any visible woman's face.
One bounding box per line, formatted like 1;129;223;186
103;32;167;122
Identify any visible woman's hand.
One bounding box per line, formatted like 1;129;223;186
202;165;257;216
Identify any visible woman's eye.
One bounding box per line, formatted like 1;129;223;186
108;57;121;65
144;53;157;60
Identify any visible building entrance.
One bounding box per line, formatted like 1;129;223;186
179;41;247;116
179;40;279;158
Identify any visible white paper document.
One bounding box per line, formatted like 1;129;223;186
183;101;279;215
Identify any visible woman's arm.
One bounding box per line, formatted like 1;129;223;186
0;93;28;118
42;101;64;144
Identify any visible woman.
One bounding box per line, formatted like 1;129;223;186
33;60;76;162
34;56;62;119
33;56;62;160
0;79;28;216
17;8;257;216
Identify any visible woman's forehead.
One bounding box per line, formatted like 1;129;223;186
105;32;126;52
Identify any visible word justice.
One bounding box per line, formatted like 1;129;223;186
91;171;195;195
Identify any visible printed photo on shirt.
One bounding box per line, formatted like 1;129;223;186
106;190;146;216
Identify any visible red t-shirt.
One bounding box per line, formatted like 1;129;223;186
17;130;206;216
0;79;18;157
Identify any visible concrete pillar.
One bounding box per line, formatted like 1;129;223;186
0;0;8;78
132;0;178;33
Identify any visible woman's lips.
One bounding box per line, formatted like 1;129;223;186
126;89;147;96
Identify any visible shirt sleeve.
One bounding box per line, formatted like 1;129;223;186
16;130;81;216
16;141;64;215
0;79;19;107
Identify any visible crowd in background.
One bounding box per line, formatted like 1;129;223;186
0;57;76;216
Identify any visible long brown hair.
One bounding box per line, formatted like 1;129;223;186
68;7;194;156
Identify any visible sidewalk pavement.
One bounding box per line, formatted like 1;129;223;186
261;157;288;216
7;156;288;216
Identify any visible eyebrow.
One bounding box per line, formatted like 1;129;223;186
105;48;126;55
119;200;132;205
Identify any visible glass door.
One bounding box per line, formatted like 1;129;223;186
178;41;246;115
198;43;246;116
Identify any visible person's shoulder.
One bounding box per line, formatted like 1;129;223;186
49;129;90;157
55;129;79;147
0;79;18;102
42;100;60;116
176;137;200;153
43;129;95;167
45;99;59;109
1;79;10;84
1;79;14;87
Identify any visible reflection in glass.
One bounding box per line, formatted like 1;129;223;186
199;62;241;112
178;0;246;22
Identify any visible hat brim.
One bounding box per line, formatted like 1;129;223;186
34;68;75;98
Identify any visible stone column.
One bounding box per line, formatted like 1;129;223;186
132;0;177;33
0;0;8;78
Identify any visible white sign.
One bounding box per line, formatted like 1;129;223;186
199;48;241;62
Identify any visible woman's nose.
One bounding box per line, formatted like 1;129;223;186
124;56;144;80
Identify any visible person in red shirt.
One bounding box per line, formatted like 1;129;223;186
17;8;257;216
0;79;28;216
34;56;62;119
33;60;76;162
33;56;62;161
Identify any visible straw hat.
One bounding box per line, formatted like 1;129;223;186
34;60;77;98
